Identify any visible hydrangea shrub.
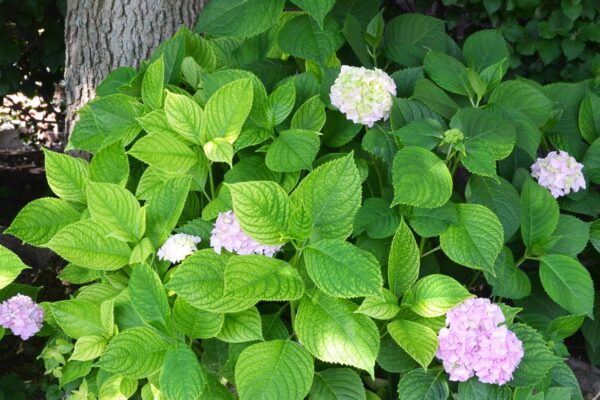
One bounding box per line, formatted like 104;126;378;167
3;0;599;398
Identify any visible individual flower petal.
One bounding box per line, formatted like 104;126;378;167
531;150;586;198
157;233;201;263
0;294;44;340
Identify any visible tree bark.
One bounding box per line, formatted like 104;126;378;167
64;0;205;142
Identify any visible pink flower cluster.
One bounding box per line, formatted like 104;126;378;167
436;298;524;385
210;211;282;257
531;150;586;198
0;294;44;340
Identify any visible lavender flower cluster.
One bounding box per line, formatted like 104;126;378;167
0;294;43;340
436;298;524;385
531;150;586;198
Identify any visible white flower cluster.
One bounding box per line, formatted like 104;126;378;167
157;233;201;263
330;65;396;127
531;150;586;198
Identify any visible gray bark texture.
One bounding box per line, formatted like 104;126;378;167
64;0;206;140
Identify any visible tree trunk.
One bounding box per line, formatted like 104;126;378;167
64;0;205;142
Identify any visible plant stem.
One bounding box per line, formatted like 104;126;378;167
468;271;482;288
290;301;296;332
420;246;441;258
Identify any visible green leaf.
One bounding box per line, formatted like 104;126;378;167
266;129;320;172
463;29;509;71
0;245;29;289
510;323;560;387
70;335;107;361
204;138;235;165
583;138;600;185
353;198;399;239
397;369;449;400
520;178;559;249
87;182;144;242
309;368;366;400
343;15;374;69
51;299;111;339
164;92;203;144
268;81;296;126
291;0;336;28
195;0;285;38
391;146;452;208
392;118;444;151
356;289;400;320
278;15;343;65
387;320;438;369
458;378;512;400
484;247;531;300
6;198;80;246
236;340;314;400
539;254;594;318
579;91;600;143
129;264;171;331
295;290;379;376
546;315;584;340
387;218;419;298
287;202;313;241
217;307;263;343
466;175;520;240
202;78;253;144
489;81;553;127
291;95;326;132
402;274;472;318
160;344;207;400
591;220;600;254
304;239;383;298
408;202;457;238
228;181;289;245
173;297;223;340
413;79;460;120
542;214;590;257
440;203;504;273
145;176;191;247
88;143;129;189
142;56;165;109
384;14;447;67
43;149;89;203
224;255;304;302
424;51;471;96
290;153;361;241
549;362;584;400
128;131;198;174
98;327;170;379
47;220;131;271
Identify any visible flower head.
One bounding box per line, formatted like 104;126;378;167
210;210;282;257
436;298;524;385
330;65;396;127
0;294;44;340
531;150;586;198
157;233;201;263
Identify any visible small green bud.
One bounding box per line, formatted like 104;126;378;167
442;128;464;145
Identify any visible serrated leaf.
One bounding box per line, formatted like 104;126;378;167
129;263;171;331
6;197;80;246
236;340;314;400
463;29;509;72
579;91;600;143
290;153;361;241
128;132;197;173
295;290;379;376
440;203;503;273
268;81;296;126
98;327;170;379
510;323;560;387
228;180;289;245
0;245;29;289
388;218;420;298
43;149;89;203
457;378;512;400
546;315;584;340
266;129;320;172
549;362;584;400
391;146;452;209
353;198;399;239
164;92;203;144
387;320;438;369
278;15;343;65
542;214;590;257
304;239;383;298
51;299;111;339
217;307;263;343
89;141;129;186
291;0;336;28
402;274;472;318
356;289;399;320
87;182;144;242
408;202;457;238
484;247;531;300
424;51;471;96
583;138;600;185
145;176;191;247
224;255;304;302
309;368;366;400
397;369;449;400
142;57;165;109
173;298;224;339
489;81;553;127
392;118;444;151
195;0;285;38
70;335;107;361
47;220;131;271
160;344;207;400
539;255;594;318
291;95;326;132
204;137;235;165
413;78;460;120
520;178;559;249
287;202;313;241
